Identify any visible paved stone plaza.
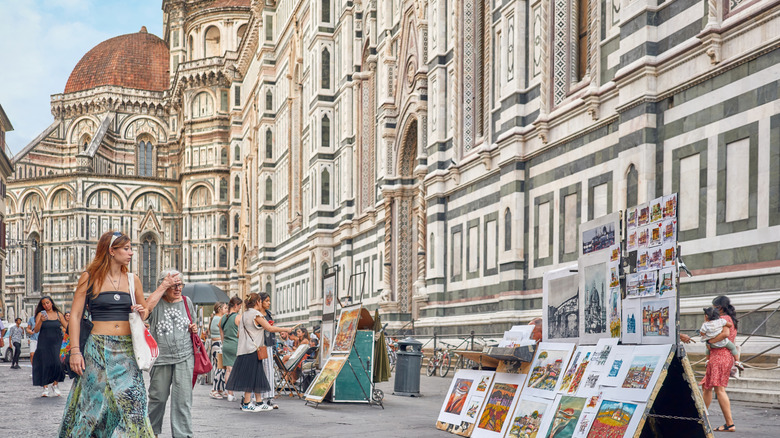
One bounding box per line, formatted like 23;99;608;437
0;359;778;437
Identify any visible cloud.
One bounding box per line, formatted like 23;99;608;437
0;0;162;156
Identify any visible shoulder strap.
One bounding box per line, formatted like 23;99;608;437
183;296;193;323
127;273;136;306
221;312;234;330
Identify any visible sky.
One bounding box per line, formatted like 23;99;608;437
0;0;164;157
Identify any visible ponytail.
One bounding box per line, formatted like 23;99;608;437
712;295;738;330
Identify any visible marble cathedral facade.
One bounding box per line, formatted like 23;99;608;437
5;0;780;339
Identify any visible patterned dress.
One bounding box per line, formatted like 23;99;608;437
59;334;154;437
700;315;736;390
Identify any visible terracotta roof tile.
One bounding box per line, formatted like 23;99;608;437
64;27;170;94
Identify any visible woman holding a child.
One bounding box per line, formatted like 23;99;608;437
700;295;739;433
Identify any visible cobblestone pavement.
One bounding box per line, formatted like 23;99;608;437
0;359;777;437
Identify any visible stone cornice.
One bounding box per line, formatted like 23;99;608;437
51;86;168;119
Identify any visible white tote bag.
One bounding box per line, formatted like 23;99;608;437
128;273;159;371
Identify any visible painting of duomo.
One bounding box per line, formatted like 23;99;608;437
621;356;660;389
583;264;606;334
547;275;579;339
581;223;615;255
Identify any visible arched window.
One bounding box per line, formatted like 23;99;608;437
219;178;228;201
188;34;194;60
265;217;273;243
234;175;241;199
233;213;240;234
265;129;273;159
321;48;330;89
191;92;213;118
219;246;227;267
265;90;272;111
321;169;330;205
321;115;330;148
221;147;228;165
234;145;241;162
141;234;158;293
138;140;154;177
265;177;273;202
265;282;272;295
220;214;227;235
626;165;638;208
204;26;221;57
234;245;239;264
504;209;512;251
322;0;330;22
237;24;247;47
577;0;590;81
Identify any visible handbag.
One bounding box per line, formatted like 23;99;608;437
183;296;212;386
128;273;159;371
64;285;94;378
242;317;269;361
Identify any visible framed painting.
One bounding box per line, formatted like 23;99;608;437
621;299;642;344
331;305;362;354
558;346;595;396
599;345;636;387
505;395;556;438
604;344;674;402
472;372;528;438
578;256;610;345
586;399;646;438
640;297;676;345
304;356;347;403
322;270;337;316
543;265;580;343
319;320;334;360
524;342;575;399
580;213;620;257
436;369;496;436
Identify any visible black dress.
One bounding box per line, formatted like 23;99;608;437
32;316;65;386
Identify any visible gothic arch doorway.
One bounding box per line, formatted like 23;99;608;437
385;119;425;313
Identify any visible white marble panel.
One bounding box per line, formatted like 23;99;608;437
726;138;750;222
679;154;700;231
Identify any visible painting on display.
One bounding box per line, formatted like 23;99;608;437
580;213;620;257
558;346;595;396
650;197;664;223
604;344;673;402
331;305;362;354
524;342;575;399
658;268;676;297
570;392;605;438
663;193;678;219
589;338;619;372
544;395;587;438
436;370;496;434
506;395;556;438
472;372;528;438
543;266;580;342
586;399;645;438
322;273;336;316
621;299;642;344
319;320;334;360
638;204;649;226
599;346;636;387
641;297;676;344
304;356;347;402
578;258;609;344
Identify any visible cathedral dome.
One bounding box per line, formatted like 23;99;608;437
64;27;170;94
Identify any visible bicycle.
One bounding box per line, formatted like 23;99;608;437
426;347;453;377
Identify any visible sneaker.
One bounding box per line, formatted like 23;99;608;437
52;386;61;397
240;402;256;412
41;388;49;397
254;403;274;412
209;390;223;400
266;399;279;409
735;361;745;371
226;394;236;402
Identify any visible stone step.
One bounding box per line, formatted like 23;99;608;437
740;367;780;380
728;377;780;392
722;388;780;406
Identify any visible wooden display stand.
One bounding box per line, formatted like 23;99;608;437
634;346;713;438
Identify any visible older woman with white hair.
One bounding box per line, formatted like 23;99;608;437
144;268;197;438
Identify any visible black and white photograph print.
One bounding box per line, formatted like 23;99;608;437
544;266;580;342
583;263;607;335
581;223;616;255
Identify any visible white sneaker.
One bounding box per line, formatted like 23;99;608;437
227;394;236;402
254;403;274;412
52;386;61;396
41;388;49;397
241;402;271;412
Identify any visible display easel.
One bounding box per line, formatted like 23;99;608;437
305;270;383;408
633;345;713;438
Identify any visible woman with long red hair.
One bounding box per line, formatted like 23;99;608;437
59;231;179;437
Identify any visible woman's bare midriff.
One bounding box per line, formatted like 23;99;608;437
91;321;132;336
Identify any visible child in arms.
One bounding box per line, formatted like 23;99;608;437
700;307;744;371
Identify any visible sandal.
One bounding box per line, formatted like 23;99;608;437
714;424;735;432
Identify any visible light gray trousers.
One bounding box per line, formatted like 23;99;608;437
148;355;195;438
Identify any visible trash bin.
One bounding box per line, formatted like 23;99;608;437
393;337;423;397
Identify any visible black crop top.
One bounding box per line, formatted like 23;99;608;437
89;291;132;321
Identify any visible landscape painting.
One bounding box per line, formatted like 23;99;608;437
524;343;575;399
305;356;347;402
642;300;670;338
332;306;361;354
621;356;660;389
507;397;552;438
586;400;640;438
